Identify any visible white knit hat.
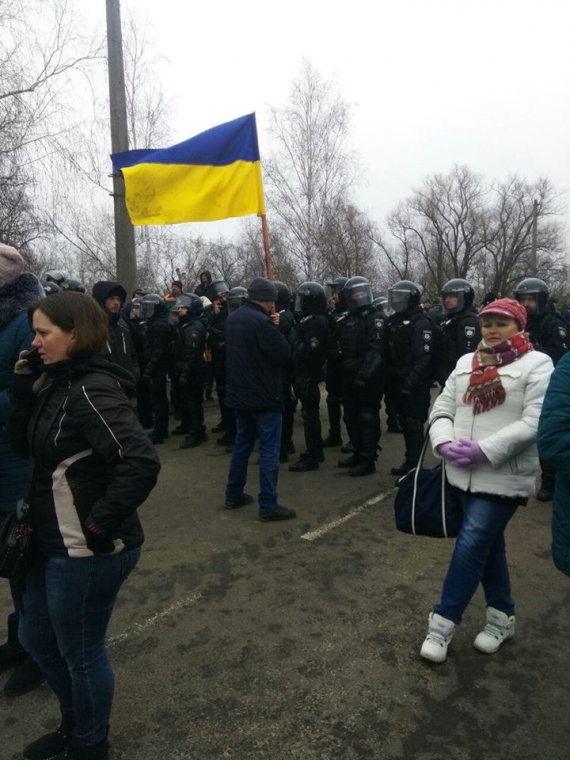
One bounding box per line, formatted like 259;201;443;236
0;243;25;286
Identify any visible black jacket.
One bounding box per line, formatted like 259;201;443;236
438;308;480;383
176;314;207;381
225;301;291;411
289;313;329;382
337;307;384;383
91;281;140;383
527;312;568;366
385;307;435;391
9;356;160;557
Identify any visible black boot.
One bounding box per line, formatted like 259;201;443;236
0;613;27;672
338;453;362;468
65;735;109;760
4;655;44;697
390;461;415;477
289;454;319;472
349;458;375;477
340;441;354;454
322;432;342;447
23;713;75;759
536;481;554;502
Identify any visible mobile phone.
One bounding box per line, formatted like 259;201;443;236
25;347;43;367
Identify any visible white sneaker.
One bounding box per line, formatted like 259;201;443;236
473;607;515;654
420;612;456;663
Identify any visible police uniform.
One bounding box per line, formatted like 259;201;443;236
176;313;207;446
324;305;347;445
385;307;435;471
288;313;329;466
438;308;480;384
337;307;384;468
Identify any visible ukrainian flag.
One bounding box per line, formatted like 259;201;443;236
111;113;266;225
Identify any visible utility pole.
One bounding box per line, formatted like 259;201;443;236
530;199;538;276
106;0;137;294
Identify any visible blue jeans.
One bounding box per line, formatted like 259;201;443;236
225;410;282;514
19;548;141;745
434;494;518;624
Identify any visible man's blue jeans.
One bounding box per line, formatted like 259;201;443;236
19;548;141;745
225;410;282;514
435;493;518;624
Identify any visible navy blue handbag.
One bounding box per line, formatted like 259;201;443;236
394;423;463;539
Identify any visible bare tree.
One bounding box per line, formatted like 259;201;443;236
264;60;356;280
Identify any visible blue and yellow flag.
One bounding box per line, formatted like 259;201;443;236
111;113;266;225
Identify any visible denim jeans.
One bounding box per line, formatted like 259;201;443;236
19;547;141;745
225;410;282;513
434;493;518;624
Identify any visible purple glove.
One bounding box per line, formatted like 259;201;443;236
437;442;472;467
452;438;488;469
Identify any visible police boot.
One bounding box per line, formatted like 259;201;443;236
348;457;375;477
322;430;342;447
289;453;321;472
390;461;415;477
0;613;27;672
338;453;362;468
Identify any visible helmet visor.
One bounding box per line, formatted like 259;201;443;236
389;289;411;313
441;290;465;315
345;283;372;310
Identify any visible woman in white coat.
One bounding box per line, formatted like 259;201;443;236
421;298;553;663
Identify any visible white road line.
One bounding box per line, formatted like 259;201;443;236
107;591;203;648
300;489;396;541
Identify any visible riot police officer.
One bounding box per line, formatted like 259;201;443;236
205;279;231;441
514;277;569;500
438;278;480;385
274;281;297;461
337;276;384;476
174;294;208;449
385;280;435;478
139;293;171;444
324;277;349;447
288;282;329;472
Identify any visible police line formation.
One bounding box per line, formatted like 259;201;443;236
1;248;570;759
39;268;568;496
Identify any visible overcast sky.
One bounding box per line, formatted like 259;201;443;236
96;0;570;239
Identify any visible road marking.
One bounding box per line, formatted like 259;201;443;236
107;591;203;648
300;489;395;541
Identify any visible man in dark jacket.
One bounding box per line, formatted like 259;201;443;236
91;281;140;385
224;277;295;522
437;278;480;385
138;294;171;444
0;243;44;697
515;277;569;501
194;270;213;298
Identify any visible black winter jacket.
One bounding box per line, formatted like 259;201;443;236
91;281;140;384
225;301;291;411
9;356;160;557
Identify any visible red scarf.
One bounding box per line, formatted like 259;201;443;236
463;332;533;414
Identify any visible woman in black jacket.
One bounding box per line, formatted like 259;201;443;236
9;292;160;760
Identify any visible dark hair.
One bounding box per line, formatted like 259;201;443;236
29;292;109;359
171;280;183;289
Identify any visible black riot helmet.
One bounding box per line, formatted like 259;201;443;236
388;280;422;314
343;276;373;311
514;277;549;314
206;279;230;302
44;270;66;285
441;278;475;314
294;281;328;316
273;281;291;311
325;276;349;300
372;295;389;313
60;277;86;293
227;286;248;313
42;280;61;296
175;293;203;316
140;293;165;319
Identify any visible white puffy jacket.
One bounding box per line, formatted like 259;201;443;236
429;350;553;498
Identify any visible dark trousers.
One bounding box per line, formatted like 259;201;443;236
281;375;295;454
325;361;342;437
136;379;153;429
388;379;431;465
19;549;140;745
179;376;205;437
296;380;323;461
149;373;169;437
340;376;381;460
212;356;229;428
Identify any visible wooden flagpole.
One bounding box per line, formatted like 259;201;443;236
260;214;273;280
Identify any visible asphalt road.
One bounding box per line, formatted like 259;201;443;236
2;394;570;760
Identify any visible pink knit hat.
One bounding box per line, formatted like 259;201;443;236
0;243;25;287
478;297;527;329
